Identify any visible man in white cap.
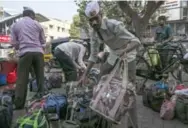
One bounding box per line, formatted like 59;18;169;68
11;7;46;109
79;1;141;128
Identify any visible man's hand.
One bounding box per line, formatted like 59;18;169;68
78;74;87;86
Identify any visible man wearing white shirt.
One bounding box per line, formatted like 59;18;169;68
54;42;87;82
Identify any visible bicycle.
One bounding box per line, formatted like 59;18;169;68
136;40;187;94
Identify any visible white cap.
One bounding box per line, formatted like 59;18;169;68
23;6;34;12
85;1;100;18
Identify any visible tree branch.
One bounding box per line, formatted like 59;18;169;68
117;1;138;19
142;1;164;22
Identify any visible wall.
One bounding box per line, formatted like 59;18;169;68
40;19;70;42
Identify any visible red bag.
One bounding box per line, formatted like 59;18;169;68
7;69;17;84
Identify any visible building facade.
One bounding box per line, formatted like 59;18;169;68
40;19;70;42
158;0;188;35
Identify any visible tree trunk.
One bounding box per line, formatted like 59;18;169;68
118;1;164;39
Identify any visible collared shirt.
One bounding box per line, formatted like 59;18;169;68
89;18;141;65
56;42;86;69
11;17;46;56
155;24;172;42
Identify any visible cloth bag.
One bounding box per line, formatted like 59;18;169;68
90;57;135;124
160;95;176;120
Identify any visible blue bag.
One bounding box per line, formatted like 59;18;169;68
0;74;7;85
44;93;68;119
154;81;168;90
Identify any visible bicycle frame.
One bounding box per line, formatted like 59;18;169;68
138;41;185;79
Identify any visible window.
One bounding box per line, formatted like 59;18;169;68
182;1;188;7
62;28;65;32
57;27;60;32
183;8;188;19
49;25;53;29
50;36;54;40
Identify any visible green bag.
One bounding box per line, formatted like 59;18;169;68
148;84;167;112
175;96;188;124
16;109;50;128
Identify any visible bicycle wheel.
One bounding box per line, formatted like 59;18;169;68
136;55;151;78
136;55;151;95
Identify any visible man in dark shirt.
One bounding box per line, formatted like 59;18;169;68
155;16;173;43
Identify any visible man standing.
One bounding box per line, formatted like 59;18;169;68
54;42;87;82
79;2;140;128
11;7;46;109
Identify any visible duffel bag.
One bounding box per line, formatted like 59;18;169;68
16;109;50;128
48;73;62;88
175;96;188;124
148;81;168;112
44;93;68;119
0;106;12;128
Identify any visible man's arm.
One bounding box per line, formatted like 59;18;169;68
114;22;141;53
83;37;100;76
77;46;87;69
10;25;19;50
73;60;81;69
38;23;46;49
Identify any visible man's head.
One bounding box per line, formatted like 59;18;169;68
158;16;167;26
23;7;35;20
85;2;102;30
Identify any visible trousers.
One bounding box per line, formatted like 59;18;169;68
14;52;44;108
54;48;77;82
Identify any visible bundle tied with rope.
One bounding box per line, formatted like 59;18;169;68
90;53;136;125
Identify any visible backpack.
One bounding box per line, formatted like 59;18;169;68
175;95;188;124
48;73;62;88
0;106;12;128
16;109;50;128
44;93;68;120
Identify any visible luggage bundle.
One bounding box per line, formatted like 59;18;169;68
90;59;135;124
16;93;68;128
174;85;188;124
63;75;100;128
30;73;63;93
142;81;169;112
0;93;13;128
142;81;188;122
30;77;52;92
